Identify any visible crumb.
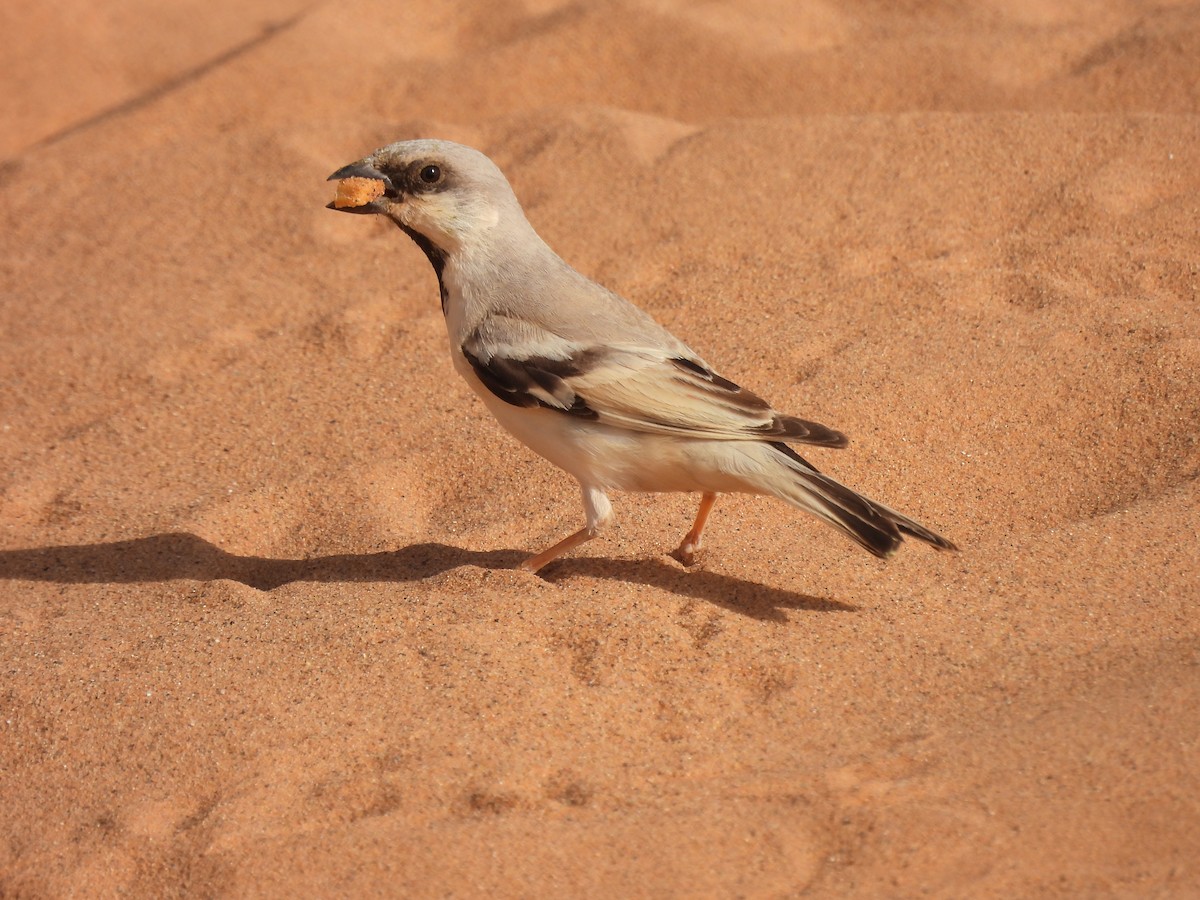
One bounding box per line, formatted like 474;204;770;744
334;177;385;209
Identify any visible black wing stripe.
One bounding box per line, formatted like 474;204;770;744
461;343;599;419
670;358;769;409
671;358;847;447
671;357;745;392
769;415;848;447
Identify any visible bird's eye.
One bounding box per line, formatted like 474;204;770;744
419;164;442;184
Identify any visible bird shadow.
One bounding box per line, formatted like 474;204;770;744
0;532;853;622
543;557;853;621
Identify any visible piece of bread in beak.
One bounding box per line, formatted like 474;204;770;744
333;177;385;209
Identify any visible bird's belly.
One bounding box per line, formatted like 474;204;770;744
475;388;651;489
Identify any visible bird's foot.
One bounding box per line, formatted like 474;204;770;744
672;539;703;567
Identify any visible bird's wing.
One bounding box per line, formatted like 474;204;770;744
460;315;847;447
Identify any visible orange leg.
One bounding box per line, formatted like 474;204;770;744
673;491;717;566
518;526;597;574
519;484;612;575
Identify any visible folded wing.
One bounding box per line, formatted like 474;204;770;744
461;316;847;448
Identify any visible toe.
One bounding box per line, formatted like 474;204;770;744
672;542;700;567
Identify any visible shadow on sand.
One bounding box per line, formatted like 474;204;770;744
0;533;854;621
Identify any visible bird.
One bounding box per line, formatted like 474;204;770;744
327;139;956;574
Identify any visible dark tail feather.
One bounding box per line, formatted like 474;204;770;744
888;509;959;552
768;442;958;557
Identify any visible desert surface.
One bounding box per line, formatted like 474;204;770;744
2;0;1198;895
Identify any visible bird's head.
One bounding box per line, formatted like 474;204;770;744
327;139;523;254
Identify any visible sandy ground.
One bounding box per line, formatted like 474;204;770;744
2;0;1199;895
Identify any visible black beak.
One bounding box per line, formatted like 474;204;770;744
326;161;395;213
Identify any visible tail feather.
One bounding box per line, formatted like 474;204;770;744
765;442;958;557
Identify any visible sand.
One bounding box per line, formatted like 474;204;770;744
2;0;1198;895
